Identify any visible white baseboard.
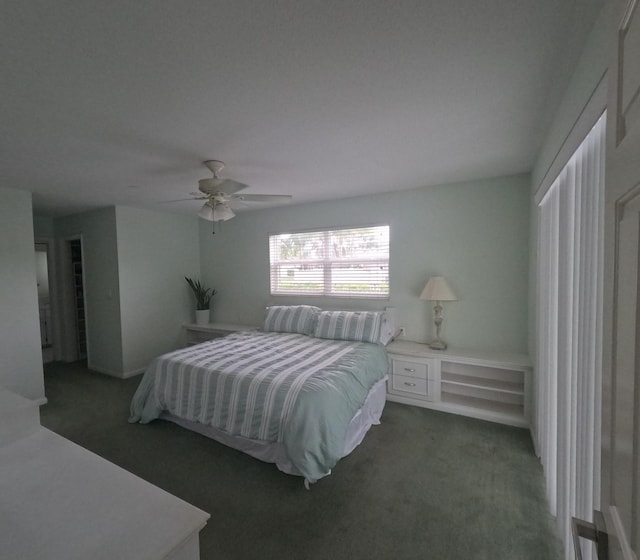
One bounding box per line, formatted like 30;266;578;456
122;367;146;379
88;363;146;379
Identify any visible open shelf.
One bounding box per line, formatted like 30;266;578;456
441;380;523;405
441;372;524;395
440;392;524;419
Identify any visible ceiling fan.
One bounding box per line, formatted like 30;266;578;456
177;160;292;223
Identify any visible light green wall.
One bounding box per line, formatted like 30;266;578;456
54;206;200;376
55;207;124;374
115;206;199;374
200;174;530;353
0;188;45;401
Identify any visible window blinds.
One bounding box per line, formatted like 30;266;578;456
269;225;389;298
535;112;605;560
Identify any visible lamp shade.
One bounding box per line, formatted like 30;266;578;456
420;276;457;301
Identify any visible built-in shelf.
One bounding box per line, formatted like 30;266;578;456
440;392;525;419
440;372;524;395
386;340;531;428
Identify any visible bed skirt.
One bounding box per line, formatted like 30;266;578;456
161;376;388;480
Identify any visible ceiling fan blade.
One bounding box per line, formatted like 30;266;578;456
232;194;292;203
218;179;249;195
160;196;207;203
199;177;248;195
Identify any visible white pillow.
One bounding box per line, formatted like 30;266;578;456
313;310;384;343
263;305;320;335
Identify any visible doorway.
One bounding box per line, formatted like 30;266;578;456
68;239;87;360
35;241;55;363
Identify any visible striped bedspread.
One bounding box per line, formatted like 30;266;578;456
129;331;389;481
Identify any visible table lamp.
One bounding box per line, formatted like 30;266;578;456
420;276;457;350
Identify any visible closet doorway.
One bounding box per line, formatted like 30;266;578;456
58;236;88;362
68;238;87;360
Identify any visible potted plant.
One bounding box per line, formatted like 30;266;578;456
185;277;216;325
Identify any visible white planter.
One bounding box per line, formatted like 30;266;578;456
195;309;210;325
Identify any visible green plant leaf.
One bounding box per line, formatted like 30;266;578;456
185;276;216;310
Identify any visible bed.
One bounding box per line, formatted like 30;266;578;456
129;306;393;485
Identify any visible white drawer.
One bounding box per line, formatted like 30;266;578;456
390;374;429;397
391;359;428;380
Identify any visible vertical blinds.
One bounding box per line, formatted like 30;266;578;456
269;225;389;298
535;113;605;560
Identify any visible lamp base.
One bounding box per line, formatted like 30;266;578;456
428;339;447;351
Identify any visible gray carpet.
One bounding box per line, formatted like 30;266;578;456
40;361;563;559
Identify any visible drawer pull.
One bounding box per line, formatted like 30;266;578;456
404;368;416;372
403;382;417;387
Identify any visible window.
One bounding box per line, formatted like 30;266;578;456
269;225;389;298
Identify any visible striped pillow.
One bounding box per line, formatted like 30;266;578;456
313;311;383;343
263;305;320;335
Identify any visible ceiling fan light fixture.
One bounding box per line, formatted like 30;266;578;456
198;202;215;221
213;203;235;222
197;201;235;222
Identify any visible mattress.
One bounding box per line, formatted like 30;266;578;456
129;331;389;483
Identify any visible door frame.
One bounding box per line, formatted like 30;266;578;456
35;237;60;361
599;0;640;557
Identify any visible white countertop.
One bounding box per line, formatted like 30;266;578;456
387;339;531;367
0;428;210;560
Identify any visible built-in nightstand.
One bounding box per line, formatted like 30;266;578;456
386;340;531;428
183;322;255;346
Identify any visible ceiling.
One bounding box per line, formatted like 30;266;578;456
2;0;604;218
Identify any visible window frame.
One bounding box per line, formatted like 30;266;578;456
269;224;390;299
